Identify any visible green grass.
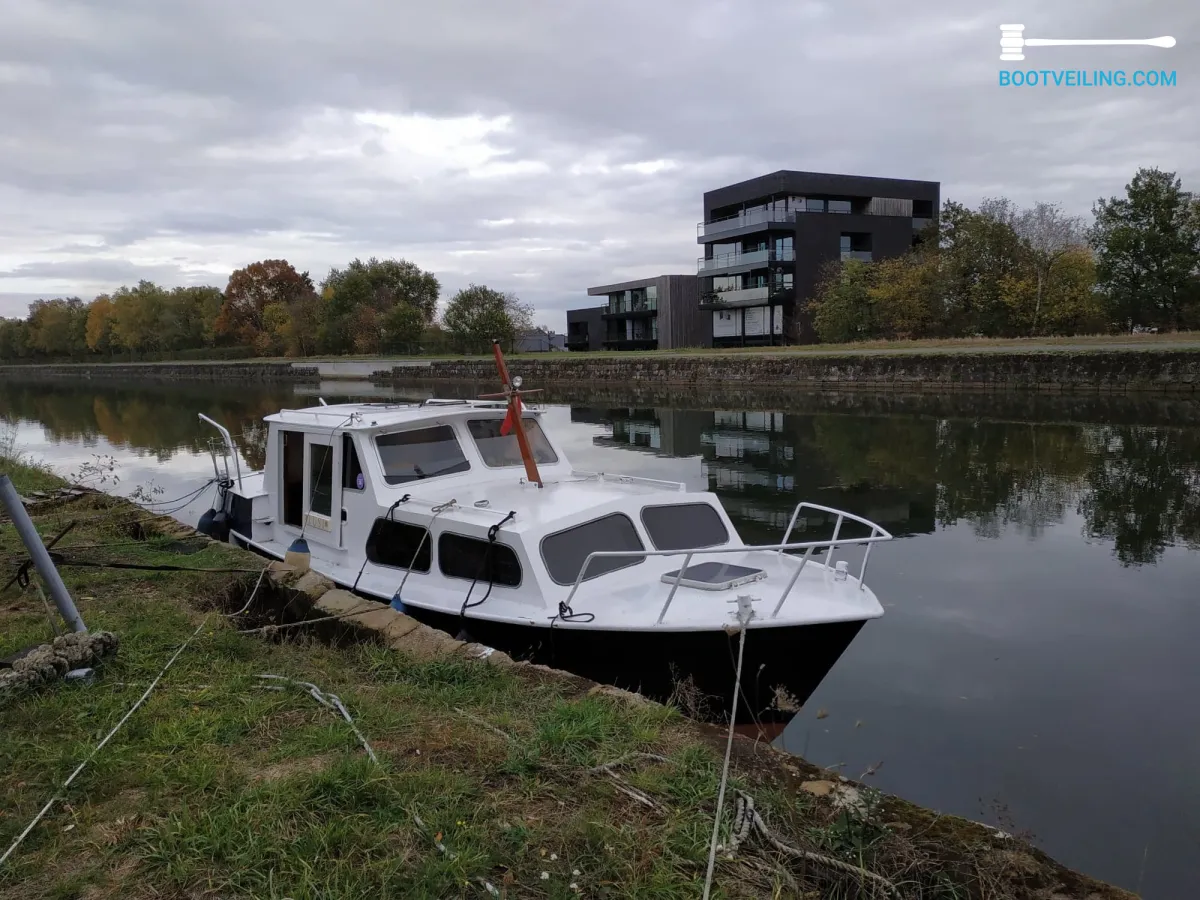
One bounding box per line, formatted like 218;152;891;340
0;467;1133;899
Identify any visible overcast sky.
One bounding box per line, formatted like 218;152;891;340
1;0;1196;326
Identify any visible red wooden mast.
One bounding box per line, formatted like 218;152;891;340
479;340;544;487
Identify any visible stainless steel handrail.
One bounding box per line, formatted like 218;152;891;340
198;414;243;490
561;506;892;625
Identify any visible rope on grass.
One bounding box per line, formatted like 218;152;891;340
237;602;387;635
587;752;671;812
255;675;378;764
729;790;902;899
411;811;500;897
0;617;208;870
220;564;272;618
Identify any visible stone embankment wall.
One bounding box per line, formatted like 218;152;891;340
0;362;317;382
380;350;1200;393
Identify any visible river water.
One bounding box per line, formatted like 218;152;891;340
2;377;1198;898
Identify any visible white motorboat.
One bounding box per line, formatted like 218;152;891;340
198;344;893;721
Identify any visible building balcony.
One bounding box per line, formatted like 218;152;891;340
699;285;794;309
565;335;591;351
602;304;657;319
840;251;873;262
697;246;794;276
697;207;796;242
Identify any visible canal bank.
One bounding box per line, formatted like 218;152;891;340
0;458;1137;899
4;345;1200;391
380;348;1200;393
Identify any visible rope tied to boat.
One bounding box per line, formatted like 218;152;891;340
457;510;516;626
392;499;456;606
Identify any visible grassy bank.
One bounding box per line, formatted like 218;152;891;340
0;462;1135;898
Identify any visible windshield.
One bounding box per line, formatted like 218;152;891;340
375;425;470;484
467;417;559;468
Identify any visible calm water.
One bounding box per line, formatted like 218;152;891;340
2;378;1198;898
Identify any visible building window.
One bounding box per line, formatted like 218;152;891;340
375;425;470;484
438;532;522;586
773;236;794;260
839;235;851;253
541;513;646;585
828;199;852;214
806;198;826;213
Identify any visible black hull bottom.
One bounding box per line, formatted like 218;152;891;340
398;604;866;725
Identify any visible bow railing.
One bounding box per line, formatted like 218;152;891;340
561;501;892;624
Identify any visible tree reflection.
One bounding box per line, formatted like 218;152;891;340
1078;426;1200;565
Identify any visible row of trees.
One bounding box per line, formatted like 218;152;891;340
810;167;1200;342
0;257;535;362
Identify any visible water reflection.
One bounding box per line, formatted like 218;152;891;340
585;405;1200;567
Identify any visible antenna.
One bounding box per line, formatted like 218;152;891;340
479;340;545;487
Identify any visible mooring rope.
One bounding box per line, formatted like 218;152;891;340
0;615;211;870
701;596;754;900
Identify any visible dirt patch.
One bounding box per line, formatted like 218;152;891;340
248;753;338;784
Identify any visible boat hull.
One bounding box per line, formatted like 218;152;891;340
399;604;865;724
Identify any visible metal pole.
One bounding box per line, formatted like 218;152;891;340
0;475;86;633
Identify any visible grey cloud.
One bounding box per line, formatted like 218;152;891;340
1;0;1197;329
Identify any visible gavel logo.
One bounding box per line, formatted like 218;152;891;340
1000;24;1176;61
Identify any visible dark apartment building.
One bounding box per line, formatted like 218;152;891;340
697;171;940;345
566;305;605;351
585;275;706;350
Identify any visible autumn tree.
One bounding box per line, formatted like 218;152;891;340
161;286;224;351
1013;202;1088;334
1090;167;1200;330
27;297;88;358
85;295;117;355
109;281;169;355
216;260;316;346
441;284;533;354
319;257;440;355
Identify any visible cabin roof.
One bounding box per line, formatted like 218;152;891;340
264;401;535;431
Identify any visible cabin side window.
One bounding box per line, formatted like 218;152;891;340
541;513;645;585
309;442;334;517
342;434;364;491
467;417;559;468
375;425;470;484
365;519;432;572
640;503;729;551
438;533;522;587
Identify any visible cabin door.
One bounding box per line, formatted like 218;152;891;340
302;433;342;548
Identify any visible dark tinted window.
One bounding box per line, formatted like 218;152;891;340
343;434;364;490
641;503;729;551
467;418;559;468
309;443;334;517
828;199;852;214
438;533;521;587
375;425;469;485
541;514;645;585
365;518;431;572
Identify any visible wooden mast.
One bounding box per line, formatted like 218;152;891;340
481;340;543;487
